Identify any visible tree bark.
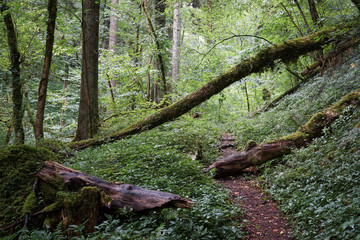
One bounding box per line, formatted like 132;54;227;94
108;0;118;89
1;2;25;144
171;2;180;83
69;21;359;150
207;88;360;178
74;0;100;141
307;0;322;27
35;0;58;142
142;0;168;96
36;161;193;231
351;0;360;12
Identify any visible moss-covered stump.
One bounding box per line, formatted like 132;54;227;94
207;88;360;178
0;145;56;235
39;187;104;235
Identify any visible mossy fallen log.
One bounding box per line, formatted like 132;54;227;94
69;20;360;150
207;88;360;178
32;161;194;233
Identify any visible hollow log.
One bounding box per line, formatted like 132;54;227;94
207;88;360;178
35;161;193;232
69;20;360;150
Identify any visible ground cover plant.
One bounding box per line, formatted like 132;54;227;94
225;46;360;239
7;116;243;240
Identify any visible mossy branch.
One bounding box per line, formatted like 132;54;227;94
207;88;360;178
69;20;360;150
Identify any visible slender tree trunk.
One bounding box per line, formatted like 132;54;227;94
351;0;360;12
280;3;304;36
171;2;180;84
68;22;358;150
142;0;168;95
74;0;100;141
108;0;118;89
307;0;322;27
60;64;69;130
35;0;58;142
2;3;25;144
293;0;310;31
244;83;250;112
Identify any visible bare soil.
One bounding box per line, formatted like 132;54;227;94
216;133;293;239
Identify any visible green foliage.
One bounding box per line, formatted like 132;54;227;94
230;47;360;147
260;107;360;239
221;46;360;239
63;116;243;239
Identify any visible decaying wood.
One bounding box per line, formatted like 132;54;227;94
34;161;193;232
207;88;360;178
37;161;193;212
69;20;360;150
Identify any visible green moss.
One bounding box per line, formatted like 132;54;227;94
22;192;37;215
100;190;113;207
303;112;327;134
36;138;72;160
328;89;360;114
0;145;57;234
275;131;309;145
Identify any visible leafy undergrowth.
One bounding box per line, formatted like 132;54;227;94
226;47;360;239
17;116;242;240
260;107;360;239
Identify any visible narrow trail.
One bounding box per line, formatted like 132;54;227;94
216;133;293;240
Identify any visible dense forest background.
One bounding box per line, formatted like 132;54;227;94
1;0;360;239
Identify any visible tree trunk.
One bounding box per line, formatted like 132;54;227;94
351;0;360;12
74;0;100;141
171;2;180;83
207;88;360;178
142;0;168;95
2;3;25;144
293;0;310;32
35;0;58;142
307;0;322;27
35;161;193;231
108;0;118;89
69;21;359;150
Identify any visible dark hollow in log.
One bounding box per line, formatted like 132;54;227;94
207;88;360;178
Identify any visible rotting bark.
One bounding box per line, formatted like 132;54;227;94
69;20;360;150
207;88;360;178
35;161;194;232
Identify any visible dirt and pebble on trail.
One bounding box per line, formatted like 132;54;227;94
216;133;293;239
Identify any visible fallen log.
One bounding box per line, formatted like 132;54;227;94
33;161;193;232
69;20;360;150
207;88;360;178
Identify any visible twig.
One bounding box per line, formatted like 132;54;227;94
197;34;273;68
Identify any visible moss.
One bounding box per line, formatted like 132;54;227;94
328;89;360;114
303;112;327;135
244;140;257;151
22;192;37;216
0;145;57;234
274;131;309;145
36;138;72;160
100;190;113;207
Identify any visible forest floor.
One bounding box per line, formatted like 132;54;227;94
216;133;293;240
